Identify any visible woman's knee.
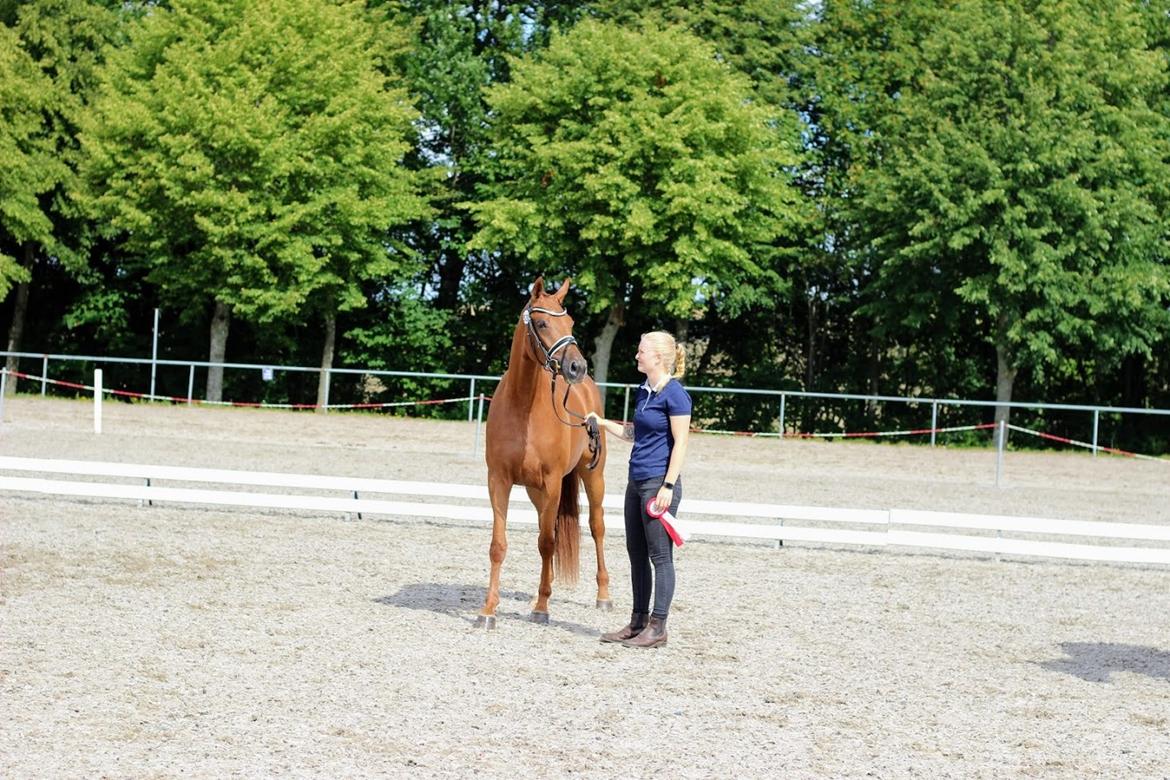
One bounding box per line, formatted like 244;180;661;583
649;549;673;566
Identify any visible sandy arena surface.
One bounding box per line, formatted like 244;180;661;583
1;396;1168;778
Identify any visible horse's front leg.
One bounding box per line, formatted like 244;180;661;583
579;466;612;610
526;484;558;624
475;474;513;629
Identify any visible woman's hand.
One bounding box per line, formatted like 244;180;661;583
589;412;635;442
653;485;673;514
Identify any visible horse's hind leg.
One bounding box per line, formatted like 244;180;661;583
475;474;512;629
579;464;612;610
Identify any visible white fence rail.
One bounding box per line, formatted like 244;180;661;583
2;456;1168;566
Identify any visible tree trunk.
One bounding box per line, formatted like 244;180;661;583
804;295;818;431
1120;353;1146;408
993;313;1018;449
590;302;625;409
316;311;336;413
865;330;881;420
1118;353;1146;447
206;300;231;403
696;297;719;377
436;223;471;310
436;254;466;311
3;244;34;395
805;296;817;390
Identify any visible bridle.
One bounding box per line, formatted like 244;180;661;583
523;303;602;470
523;305;578;375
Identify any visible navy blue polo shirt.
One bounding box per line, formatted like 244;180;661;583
629;378;692;481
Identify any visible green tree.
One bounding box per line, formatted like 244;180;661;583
375;1;581;374
587;1;824;400
1;16;68;390
588;0;805;109
794;1;958;412
468;19;806;388
835;0;1170;435
81;0;428;402
0;22;58;300
2;0;122;390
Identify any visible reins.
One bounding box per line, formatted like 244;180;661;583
524;304;602;470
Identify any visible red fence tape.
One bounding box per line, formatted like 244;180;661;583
8;367;1168;462
1007;424;1168;464
691;422;998;439
3;370;471;412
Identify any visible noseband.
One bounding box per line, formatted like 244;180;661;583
523;303;602;470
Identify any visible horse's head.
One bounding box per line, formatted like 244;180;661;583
524;277;588;384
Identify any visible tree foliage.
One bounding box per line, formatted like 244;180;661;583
0;21;63;296
3;1;1170;444
3;0;123;344
375;0;581;377
469;18;806;320
845;0;1170;419
80;0;428;323
589;0;806;109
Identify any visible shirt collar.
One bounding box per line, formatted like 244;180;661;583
641;377;671;395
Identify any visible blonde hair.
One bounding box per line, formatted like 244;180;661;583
642;330;687;380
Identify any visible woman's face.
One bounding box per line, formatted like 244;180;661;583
635;338;659;375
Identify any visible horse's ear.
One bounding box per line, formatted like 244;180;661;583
531;276;545;299
553;277;571;303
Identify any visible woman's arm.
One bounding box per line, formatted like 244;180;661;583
585;411;634;442
664;414;690;485
652;414;691;511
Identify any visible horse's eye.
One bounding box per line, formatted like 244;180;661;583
536;321;549;330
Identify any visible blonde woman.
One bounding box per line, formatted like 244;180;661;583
587;331;692;649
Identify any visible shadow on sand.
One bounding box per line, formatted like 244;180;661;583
375;582;600;637
1040;642;1170;683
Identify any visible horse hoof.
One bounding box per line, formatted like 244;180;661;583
473;615;497;630
529;611;550;625
596;599;614;611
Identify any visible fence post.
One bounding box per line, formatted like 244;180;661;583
930;402;938;447
0;369;6;422
1091;409;1099;458
94;368;103;434
623;384;631;423
150;307;159;399
41;355;48;396
779;393;786;439
474;393;485;455
187;364;195;405
995;420;1005;487
468;378;476;422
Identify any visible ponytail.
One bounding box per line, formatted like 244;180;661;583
672;345;687;380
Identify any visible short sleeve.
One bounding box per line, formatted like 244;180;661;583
665;382;692;416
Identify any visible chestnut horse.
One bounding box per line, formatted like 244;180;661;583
475;277;611;628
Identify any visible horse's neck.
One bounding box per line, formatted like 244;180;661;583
508;323;530;370
504;325;546;405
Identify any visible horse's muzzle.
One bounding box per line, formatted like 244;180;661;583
562;354;588;384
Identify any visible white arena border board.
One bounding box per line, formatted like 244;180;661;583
1;456;1168;567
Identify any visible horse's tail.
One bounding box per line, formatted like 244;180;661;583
554;472;581;586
